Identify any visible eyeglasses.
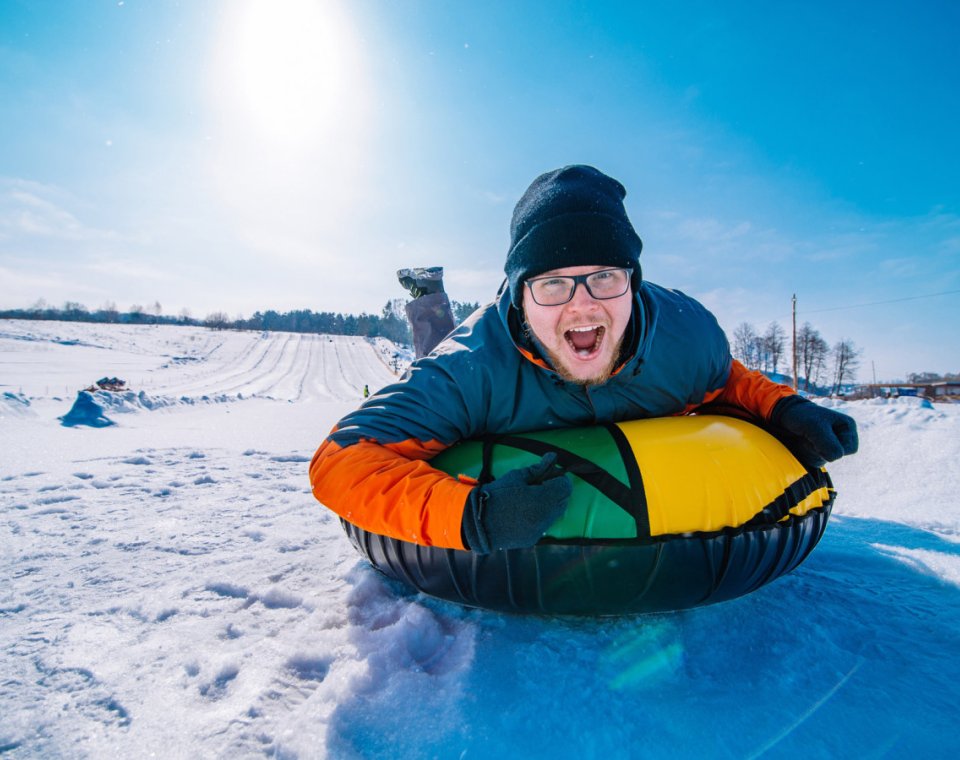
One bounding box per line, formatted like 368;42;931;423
525;267;632;306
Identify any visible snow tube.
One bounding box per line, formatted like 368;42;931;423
342;415;834;616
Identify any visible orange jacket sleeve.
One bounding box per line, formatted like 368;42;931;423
712;359;795;419
309;431;473;550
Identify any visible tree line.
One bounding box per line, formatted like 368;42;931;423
905;371;960;384
0;297;482;347
730;320;860;395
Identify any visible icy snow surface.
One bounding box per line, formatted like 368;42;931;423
1;319;958;758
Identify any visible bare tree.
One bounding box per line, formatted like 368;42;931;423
204;311;230;330
797;322;829;391
831;339;861;395
100;301;119;323
732;322;760;369
762;322;786;375
810;339;829;390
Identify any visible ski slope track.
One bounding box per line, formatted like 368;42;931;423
0;320;399;404
1;318;959;758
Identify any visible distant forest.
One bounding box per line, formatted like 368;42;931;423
0;298;482;347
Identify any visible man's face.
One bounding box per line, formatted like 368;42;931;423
522;264;633;385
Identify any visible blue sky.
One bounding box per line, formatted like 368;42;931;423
1;0;957;381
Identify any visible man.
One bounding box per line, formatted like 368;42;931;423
310;165;858;554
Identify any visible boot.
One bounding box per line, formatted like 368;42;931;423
397;267;446;299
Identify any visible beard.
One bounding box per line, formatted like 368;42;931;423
538;330;625;386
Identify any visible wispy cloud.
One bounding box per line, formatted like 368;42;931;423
673;216;754;245
0;178;121;243
0;262;108;305
84;256;176;282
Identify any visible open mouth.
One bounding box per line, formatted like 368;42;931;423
564;325;605;358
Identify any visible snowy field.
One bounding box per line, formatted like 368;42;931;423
1;319;958;758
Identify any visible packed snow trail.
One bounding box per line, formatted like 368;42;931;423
0;320;400;404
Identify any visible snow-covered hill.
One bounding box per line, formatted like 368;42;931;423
1;320;957;758
0;319;402;404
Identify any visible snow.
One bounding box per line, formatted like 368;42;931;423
2;318;958;758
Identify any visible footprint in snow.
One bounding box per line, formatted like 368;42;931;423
198;663;240;700
36;494;80;506
219;623;243;640
285;653;330;682
204;581;250;600
257;588;302;610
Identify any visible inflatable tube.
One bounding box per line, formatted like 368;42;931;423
341;415;835;616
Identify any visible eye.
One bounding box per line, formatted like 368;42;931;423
539;277;568;289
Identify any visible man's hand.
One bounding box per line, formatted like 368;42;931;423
770;395;859;469
461;452;572;554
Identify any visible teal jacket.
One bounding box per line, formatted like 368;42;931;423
310;281;792;549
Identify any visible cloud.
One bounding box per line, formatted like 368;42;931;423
877;256;926;278
642;209;797;288
0;178;121;243
0;261;109;308
674;216;754;244
694;285;788;333
0;262;74;293
85;256;176;282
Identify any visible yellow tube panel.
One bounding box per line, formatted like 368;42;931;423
615;416;828;536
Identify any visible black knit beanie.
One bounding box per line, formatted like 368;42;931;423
505;165;643;308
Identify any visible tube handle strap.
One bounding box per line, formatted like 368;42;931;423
480;429;650;538
744;468;834;527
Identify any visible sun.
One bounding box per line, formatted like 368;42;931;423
204;0;375;264
212;0;364;148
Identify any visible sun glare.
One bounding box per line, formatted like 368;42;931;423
205;0;375;264
213;0;365;148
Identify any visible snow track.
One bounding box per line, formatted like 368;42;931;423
151;332;397;402
0;320;400;404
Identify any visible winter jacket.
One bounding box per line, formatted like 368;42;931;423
309;281;794;550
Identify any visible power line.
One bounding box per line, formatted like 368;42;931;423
798;288;960;316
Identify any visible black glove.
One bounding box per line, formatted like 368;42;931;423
461;452;572;554
770;395;859;468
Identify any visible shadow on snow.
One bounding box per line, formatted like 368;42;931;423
322;516;960;759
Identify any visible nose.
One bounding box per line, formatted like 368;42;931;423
568;279;599;308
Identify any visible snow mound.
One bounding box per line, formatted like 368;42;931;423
59;389;239;427
59;391;115;427
0;391;34;419
864;395;935;409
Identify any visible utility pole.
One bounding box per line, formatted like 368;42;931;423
791;294;798;391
